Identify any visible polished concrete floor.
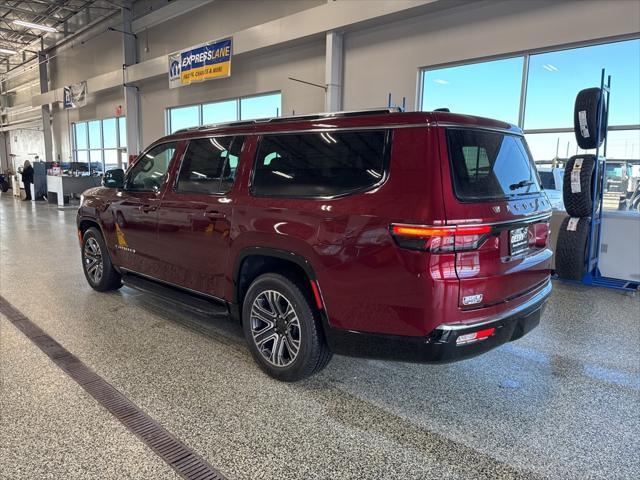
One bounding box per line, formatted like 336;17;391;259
1;195;639;480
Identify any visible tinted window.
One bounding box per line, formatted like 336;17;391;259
447;129;540;200
126;142;177;192
177;137;243;195
537;171;556;190
252;130;389;197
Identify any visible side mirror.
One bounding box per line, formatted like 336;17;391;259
103;168;125;188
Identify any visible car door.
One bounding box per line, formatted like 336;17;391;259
110;141;179;275
155;136;244;297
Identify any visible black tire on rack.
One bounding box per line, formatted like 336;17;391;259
555;216;591;281
574;87;607;150
563;155;596;217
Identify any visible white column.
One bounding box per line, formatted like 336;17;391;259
38;52;54;163
122;1;141;157
0;78;8;171
324;31;343;112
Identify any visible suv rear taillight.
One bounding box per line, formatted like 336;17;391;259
390;224;494;253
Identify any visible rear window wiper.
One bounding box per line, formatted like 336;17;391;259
509;180;535;190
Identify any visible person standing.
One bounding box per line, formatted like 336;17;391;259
21;160;34;201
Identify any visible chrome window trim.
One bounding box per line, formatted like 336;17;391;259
165;123;432;143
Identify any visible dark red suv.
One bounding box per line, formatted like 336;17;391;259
77;109;552;381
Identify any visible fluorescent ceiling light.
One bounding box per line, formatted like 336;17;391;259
433;79;450;85
320;132;337;144
13;19;58;33
0;47;18;55
273;170;293;179
542;64;559;72
209;138;225;151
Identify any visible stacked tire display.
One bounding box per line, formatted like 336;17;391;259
555;88;606;281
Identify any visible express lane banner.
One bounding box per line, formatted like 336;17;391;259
168;37;232;89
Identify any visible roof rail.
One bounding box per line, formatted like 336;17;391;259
172;107;403;135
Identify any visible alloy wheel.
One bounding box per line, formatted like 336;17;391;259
250;290;301;367
83;237;104;285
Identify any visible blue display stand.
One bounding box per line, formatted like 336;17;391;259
578;70;639;292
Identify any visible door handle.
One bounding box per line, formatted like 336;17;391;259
204;210;225;220
139;205;157;213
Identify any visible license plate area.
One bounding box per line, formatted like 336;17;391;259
509;227;529;256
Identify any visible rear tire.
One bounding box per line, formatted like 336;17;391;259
81;227;122;291
555;216;590;281
242;273;332;382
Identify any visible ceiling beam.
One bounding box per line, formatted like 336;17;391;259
0;26;39;40
21;1;78;14
0;40;33;48
0;5;65;23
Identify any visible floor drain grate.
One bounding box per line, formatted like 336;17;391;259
0;296;227;480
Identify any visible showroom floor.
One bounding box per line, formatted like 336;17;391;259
0;196;638;480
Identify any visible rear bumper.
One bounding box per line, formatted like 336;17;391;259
324;279;551;363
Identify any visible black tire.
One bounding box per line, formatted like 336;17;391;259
81;227;122;291
555;216;590;281
563;155;596;217
242;273;332;382
574;87;607;150
0;181;9;193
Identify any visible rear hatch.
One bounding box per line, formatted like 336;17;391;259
441;126;552;310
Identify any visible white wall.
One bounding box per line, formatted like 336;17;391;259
51;88;125;164
137;0;324;62
343;0;640;110
48;16;123;90
6;129;45;171
138;38;325;145
12;0;638;162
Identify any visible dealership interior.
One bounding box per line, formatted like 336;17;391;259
1;1;639;479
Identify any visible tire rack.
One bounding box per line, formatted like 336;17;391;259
578;70;639;292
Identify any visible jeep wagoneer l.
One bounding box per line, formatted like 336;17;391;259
77;109;552;381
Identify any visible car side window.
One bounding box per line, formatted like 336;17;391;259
251;130;389;197
125;142;177;192
176;136;244;195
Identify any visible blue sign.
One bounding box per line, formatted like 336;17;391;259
168;37;232;89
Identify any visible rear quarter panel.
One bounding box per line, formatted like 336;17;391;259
230;127;454;336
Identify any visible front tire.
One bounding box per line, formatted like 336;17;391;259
81;227;122;291
242;273;332;381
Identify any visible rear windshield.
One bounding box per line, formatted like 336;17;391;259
447;129;541;201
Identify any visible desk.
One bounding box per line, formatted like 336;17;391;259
47;175;101;207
